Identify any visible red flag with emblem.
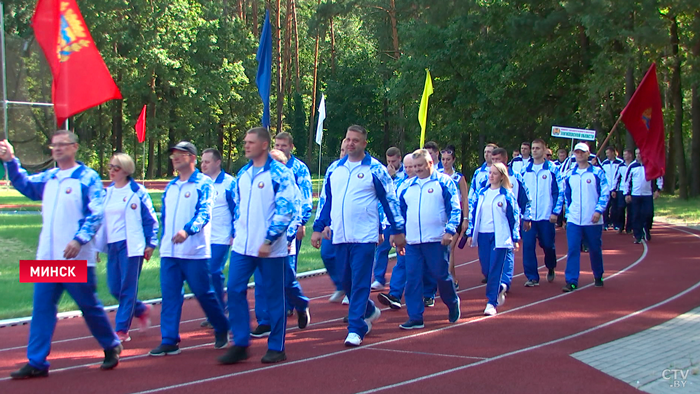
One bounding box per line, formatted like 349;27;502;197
620;63;665;181
32;0;122;127
135;105;146;143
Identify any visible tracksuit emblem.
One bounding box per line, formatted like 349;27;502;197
258;182;265;188
65;187;72;194
185;192;191;198
131;203;137;210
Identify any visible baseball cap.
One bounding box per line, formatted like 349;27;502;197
168;141;197;156
573;142;590;153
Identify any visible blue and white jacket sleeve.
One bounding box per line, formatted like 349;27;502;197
594;168;610;214
313;162;336;232
267;165;296;243
286;184;303;242
466;188;481;238
4;158;47;201
226;178;237;239
515;173;532;221
75;169;105;245
231;176;241;238
296;163;313;225
184;179;213;235
441;176;461;235
506;190;521;242
552;172;566;215
139;186;159;248
371;163;405;234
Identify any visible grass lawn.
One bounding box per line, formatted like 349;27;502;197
0;210;323;320
653;194;700;225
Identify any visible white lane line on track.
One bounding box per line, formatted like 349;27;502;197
120;244;649;394
365;347;488;360
0;258;481;353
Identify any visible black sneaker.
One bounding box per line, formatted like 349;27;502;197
250;324;271;338
644;230;651;242
214;331;229;349
481;277;488;284
595;278;604;287
200;320;213;329
298;308;310;329
581;245;589;253
634;239;642;244
218;345;249;365
546;268;556;283
100;344;122;370
10;363;48;379
562;283;577;293
149;343;181;356
423;297;435;308
343;315;349;323
448;298;461;323
378;293;402;310
261;349;287;364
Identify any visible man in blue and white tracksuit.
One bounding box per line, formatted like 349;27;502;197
1;132;122;378
200;148;235;328
612;149;635;233
622;148;662;244
152;141;229;357
312;125;406;347
468;143;497;282
218;128;297;365
601;146;624;230
509;141;532;174
554;142;609;292
397;149;461;329
520;139;560;286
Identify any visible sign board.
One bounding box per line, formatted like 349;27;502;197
551;126;596;141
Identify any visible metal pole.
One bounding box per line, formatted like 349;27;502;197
142;142;145;186
317;143;322;196
1;1;9;140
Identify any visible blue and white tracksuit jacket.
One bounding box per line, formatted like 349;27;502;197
468;163;490;214
160;170;214;260
601;158;624;194
208;171;236;245
399;171;461;245
509;155;532;175
314;152;405;243
286;155;313;229
5;159;104;265
621;162;662;197
439;167;465;204
520;160;559;222
554;164;610;226
233;155;296;258
286;182;304;253
95;178;159;257
507;168;531;219
467;186;521;248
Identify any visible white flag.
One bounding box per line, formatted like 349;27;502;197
315;94;326;146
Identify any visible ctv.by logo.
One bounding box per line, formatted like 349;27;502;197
662;368;693;388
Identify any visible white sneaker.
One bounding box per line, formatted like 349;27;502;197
497;284;507;306
344;333;362;347
484;303;497;316
365;306;381;324
329;290;345;303
371;281;385;291
342;295;350;305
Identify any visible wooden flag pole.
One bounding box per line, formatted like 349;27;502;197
596;114;623;158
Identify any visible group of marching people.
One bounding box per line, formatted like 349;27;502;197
0;124;660;379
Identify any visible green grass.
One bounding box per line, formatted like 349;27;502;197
0;212;322;320
653;194;700;225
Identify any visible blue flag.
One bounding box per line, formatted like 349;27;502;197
256;10;272;128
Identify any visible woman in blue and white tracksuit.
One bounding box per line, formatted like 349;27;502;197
464;162;521;316
95;153;159;342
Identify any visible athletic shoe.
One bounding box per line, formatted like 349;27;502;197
634;239;642;244
329;290;345;303
547;268;556;283
200;320;213;329
614;227;620;232
116;330;131;343
562;283;577;292
149;344;181;356
218;345;249;365
10;364;49;379
261;350;287;364
454;280;460;290
603;226;608;231
343;315;349;323
581;245;589;253
484;303;497;316
371;281;385;291
342;295;350;305
595;278;604;287
448;298;461;323
378;293;402;310
424;297;435;308
298;308;311;329
214;331;229;349
101;344;122;370
399;320;425;330
524;280;539;287
365;306;382;325
137;304;152;329
481;277;488;284
250;325;271;338
497;284;507;306
344;333;362;347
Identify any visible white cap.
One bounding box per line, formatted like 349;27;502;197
573;142;590;152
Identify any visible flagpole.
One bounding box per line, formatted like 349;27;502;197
317;142;322;196
595;114;623;158
142;142;146;186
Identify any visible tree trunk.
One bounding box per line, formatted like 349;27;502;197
306;1;322;165
146;102;156;178
283;0;292;96
670;15;688;199
330;11;336;74
252;0;258;38
292;0;300;90
624;66;636;150
157;140;163;178
98;105;105;176
388;0;400;60
690;12;700;197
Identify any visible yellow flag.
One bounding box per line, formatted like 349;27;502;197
418;69;433;147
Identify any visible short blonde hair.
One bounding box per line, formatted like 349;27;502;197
491;162;512;190
411;149;433;164
111;153;136;176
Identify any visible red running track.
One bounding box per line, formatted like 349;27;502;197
1;223;699;393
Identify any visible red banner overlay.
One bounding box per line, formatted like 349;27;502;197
19;260;88;283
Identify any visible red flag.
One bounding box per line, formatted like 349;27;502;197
620;63;666;181
135;105;146;143
32;0;122;126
